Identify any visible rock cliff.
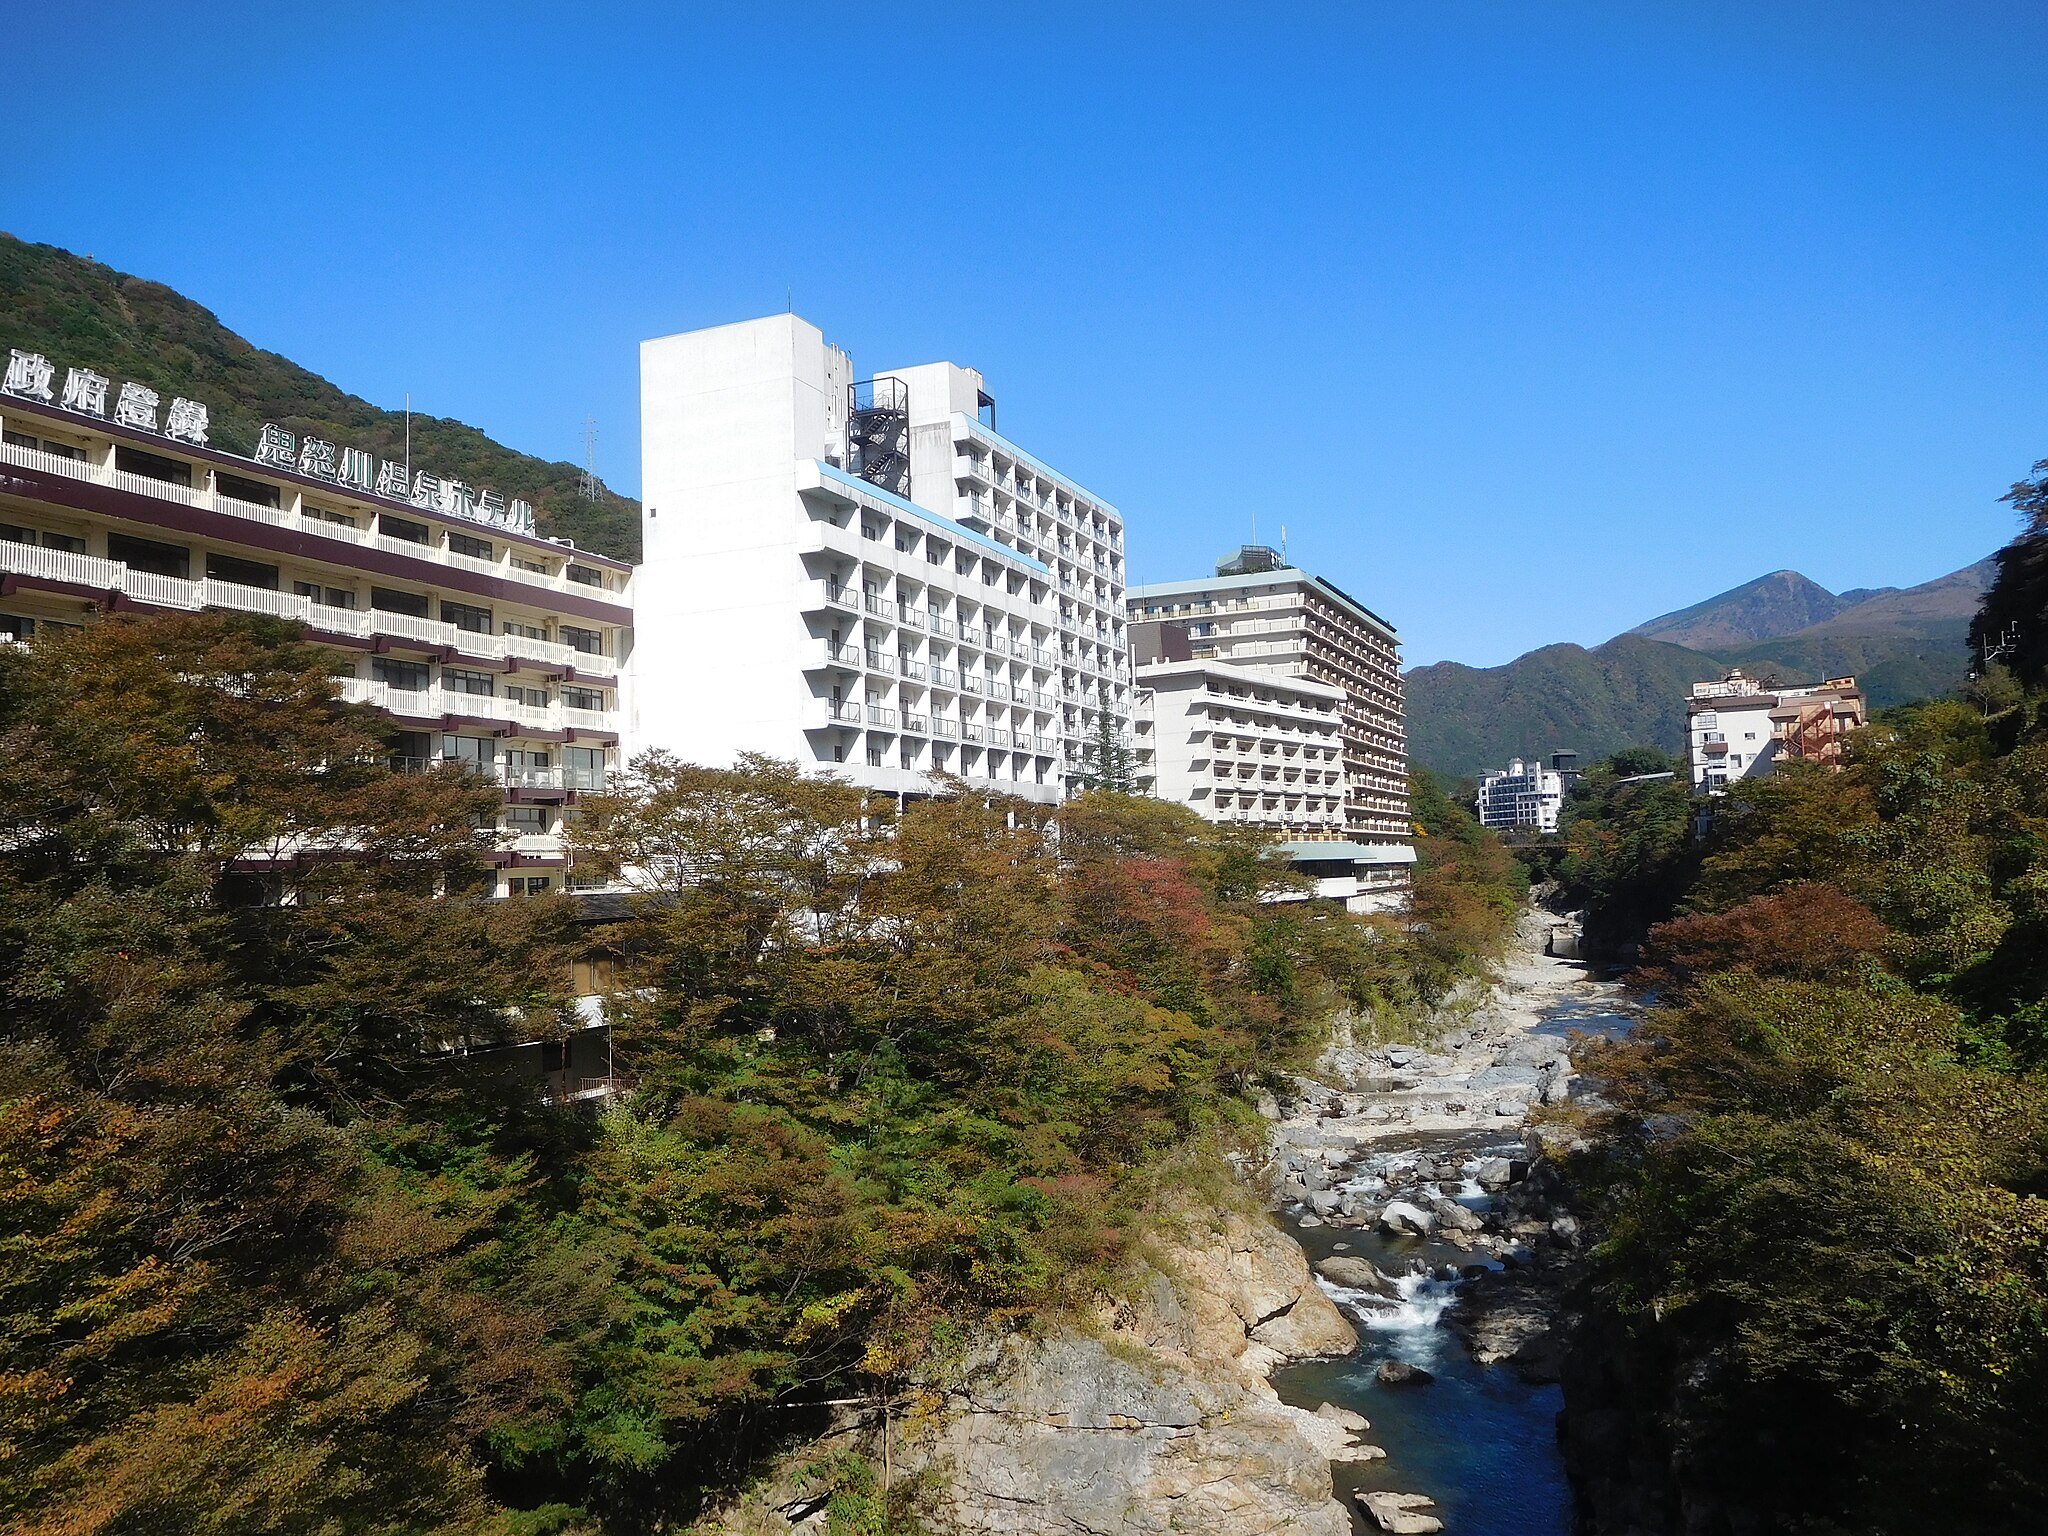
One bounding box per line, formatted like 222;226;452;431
707;1200;1363;1536
917;1204;1363;1536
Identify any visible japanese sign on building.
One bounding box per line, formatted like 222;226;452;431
3;347;537;536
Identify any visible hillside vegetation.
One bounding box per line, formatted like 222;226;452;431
1548;496;2048;1534
0;610;1527;1535
0;234;639;562
1409;557;1992;777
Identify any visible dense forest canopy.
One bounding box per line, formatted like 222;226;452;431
0;611;1525;1535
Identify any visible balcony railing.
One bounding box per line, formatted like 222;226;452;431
867;705;898;728
0;536;619;679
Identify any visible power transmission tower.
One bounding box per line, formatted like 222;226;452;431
579;417;600;501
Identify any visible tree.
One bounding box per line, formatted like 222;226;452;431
1971;457;2048;687
1069;711;1137;794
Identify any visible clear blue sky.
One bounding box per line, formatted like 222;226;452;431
5;2;2043;666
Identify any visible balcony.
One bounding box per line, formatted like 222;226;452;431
802;699;863;729
933;717;959;738
0;538;619;678
866;705;898;728
862;593;895;619
902;712;929;734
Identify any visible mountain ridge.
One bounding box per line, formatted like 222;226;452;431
1408;556;1992;778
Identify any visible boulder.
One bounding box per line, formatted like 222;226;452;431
1472;1156;1515;1188
1375;1359;1435;1387
1357;1490;1444;1534
1493;1097;1528;1117
1297;1213;1323;1228
1313;1401;1370;1432
1308;1190;1341;1216
1378;1200;1437;1238
1315;1255;1401;1296
1430;1197;1485;1234
1549;1212;1582;1247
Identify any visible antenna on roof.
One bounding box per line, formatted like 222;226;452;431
580;417;600;501
1281;525;1288;563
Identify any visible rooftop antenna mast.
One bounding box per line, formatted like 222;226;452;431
579;417;600;501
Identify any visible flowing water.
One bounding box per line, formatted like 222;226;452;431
1271;999;1638;1534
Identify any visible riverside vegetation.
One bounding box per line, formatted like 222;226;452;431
1545;477;2048;1534
0;610;1527;1536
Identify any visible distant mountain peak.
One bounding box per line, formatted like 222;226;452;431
1629;569;1851;650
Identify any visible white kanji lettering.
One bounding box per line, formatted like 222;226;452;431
507;499;536;534
61;367;109;417
165;397;210;445
298;437;338;480
478;488;506;523
254;422;296;467
410;470;443;510
4;350;55;401
115;382;160;431
444;479;476;519
337;446;375;492
373;458;410;500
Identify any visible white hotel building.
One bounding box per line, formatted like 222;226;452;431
0;350;631;897
1139;660;1348;835
1476;758;1564;834
632;314;1130;802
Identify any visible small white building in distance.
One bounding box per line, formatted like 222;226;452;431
1687;669;1867;792
1476;758;1565;834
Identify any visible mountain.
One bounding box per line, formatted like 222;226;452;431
1408;558;1994;779
1630;568;1853;649
0;233;639;562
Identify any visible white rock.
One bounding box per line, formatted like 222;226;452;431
1357;1490;1444;1534
1378;1200;1437;1237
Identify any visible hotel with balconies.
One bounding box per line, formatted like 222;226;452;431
1141;659;1348;833
0;348;632;895
1128;546;1412;906
632;314;1130;802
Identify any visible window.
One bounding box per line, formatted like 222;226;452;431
293;582;356;609
567;563;605;587
512;555;549;574
571;955;617;994
443;667;496;697
505;805;550;835
564;746;604;790
0;615;34;640
2;430;33;450
390;729;434;770
506;876;552;896
371;587;430;618
449;532;493;560
215;472;281;509
867;746;884;767
561;625;603;656
506;684;549;708
206;552;280;590
304;504;356;528
562;685;604;712
504;620;547;640
441;600;492;633
442;735;497;770
114;445;193;487
379;513;429;544
107;532;190;579
372;658;429;691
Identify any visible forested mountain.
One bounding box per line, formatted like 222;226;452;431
1409;557;1994;776
0;233;639;561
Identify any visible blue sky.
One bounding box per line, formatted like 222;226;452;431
4;2;2043;666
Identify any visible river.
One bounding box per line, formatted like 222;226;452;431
1266;912;1636;1535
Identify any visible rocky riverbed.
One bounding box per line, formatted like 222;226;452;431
1264;905;1636;1534
711;906;1632;1536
